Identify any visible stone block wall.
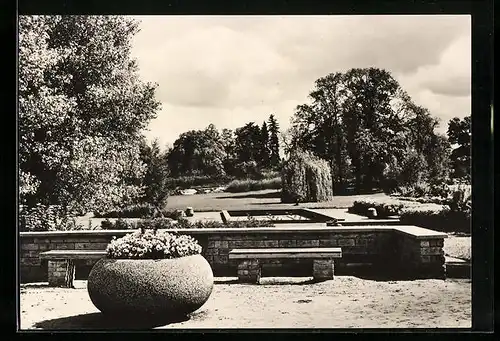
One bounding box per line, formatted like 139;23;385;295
19;225;447;283
395;232;446;279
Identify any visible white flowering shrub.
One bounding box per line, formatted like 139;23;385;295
106;229;202;259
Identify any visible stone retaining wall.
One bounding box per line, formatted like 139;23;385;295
19;225;447;283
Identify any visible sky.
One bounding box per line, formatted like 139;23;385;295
129;15;471;150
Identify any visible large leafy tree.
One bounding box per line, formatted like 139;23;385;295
139;138;170;208
167;124;226;177
234;122;262;164
19;15;160;213
289;67;450;193
447;115;471;179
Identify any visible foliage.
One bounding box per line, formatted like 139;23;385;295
234;123;263;164
19;15;160;213
267;114;281;168
106;229;202;259
101;216;275;230
399;207;470;234
289;68;452;193
447;116;471;179
225;177;282;193
19;203;87;231
138;138;170;208
165;174;234;190
167;124;227;177
281;150;333;203
259;121;271;168
96;204;187;220
348;200;405;218
95;203;158;219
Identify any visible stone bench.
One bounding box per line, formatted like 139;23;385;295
40;250;106;288
228;247;342;284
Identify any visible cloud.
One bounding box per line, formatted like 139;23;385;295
130;15;471;148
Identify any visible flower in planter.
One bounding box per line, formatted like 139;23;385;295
106;229;202;259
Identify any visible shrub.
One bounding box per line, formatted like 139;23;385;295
19;204;70;231
106;229;202;259
349;200;405;218
94;203;158;219
165;175;234;190
225;177;282;193
281;150;333;203
101;218;137;230
399;207;470;234
101;216;275;230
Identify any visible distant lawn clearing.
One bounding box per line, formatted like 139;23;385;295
164;189;391;212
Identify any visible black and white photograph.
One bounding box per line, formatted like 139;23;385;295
17;12;487;331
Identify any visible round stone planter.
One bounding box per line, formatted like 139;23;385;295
87;254;214;318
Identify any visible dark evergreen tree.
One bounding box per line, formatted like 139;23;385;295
268;114;281;168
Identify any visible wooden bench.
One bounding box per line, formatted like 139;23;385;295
40;250;106;288
228;247;342;284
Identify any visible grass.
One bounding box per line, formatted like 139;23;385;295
164;189;392;212
225;177;281;193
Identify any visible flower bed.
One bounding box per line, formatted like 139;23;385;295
100;217;275;230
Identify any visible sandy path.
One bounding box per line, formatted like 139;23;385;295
20;277;471;330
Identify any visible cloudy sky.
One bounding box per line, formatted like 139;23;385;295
129;15;471;149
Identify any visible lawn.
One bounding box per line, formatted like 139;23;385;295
20;277;471;330
164;189;392;212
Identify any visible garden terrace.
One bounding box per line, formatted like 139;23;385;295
21;224;447;283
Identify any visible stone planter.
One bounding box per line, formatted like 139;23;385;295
87;254;213;318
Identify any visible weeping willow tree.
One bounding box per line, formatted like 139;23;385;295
281;150;333;203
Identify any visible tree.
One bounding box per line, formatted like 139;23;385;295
234;122;262;164
18;15;160;213
139;138;170;208
267;114;281;168
447;115;471;179
167;125;226;177
289;67;450;193
259;121;271;168
291;72;350;193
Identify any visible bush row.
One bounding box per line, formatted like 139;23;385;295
399;208;470;234
94;203;183;220
165;175;235;190
348;200;406;218
224;177;282;193
101;216;275;230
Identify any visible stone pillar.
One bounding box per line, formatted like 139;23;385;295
413;238;446;279
313;259;334;281
237;260;261;284
48;259;75;288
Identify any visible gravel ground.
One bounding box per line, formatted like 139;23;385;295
20;276;471;330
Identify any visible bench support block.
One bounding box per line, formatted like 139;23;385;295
312;259;334;281
48;259;75;288
237;260;261;284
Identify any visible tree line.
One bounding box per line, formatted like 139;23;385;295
19;15;471;216
166;114;281;179
283;68;471;194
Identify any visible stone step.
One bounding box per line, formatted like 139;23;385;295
445;256;470;278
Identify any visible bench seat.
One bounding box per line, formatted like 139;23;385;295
40;250;106;288
229;247;342;284
229;247;342;259
40;250;107;260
